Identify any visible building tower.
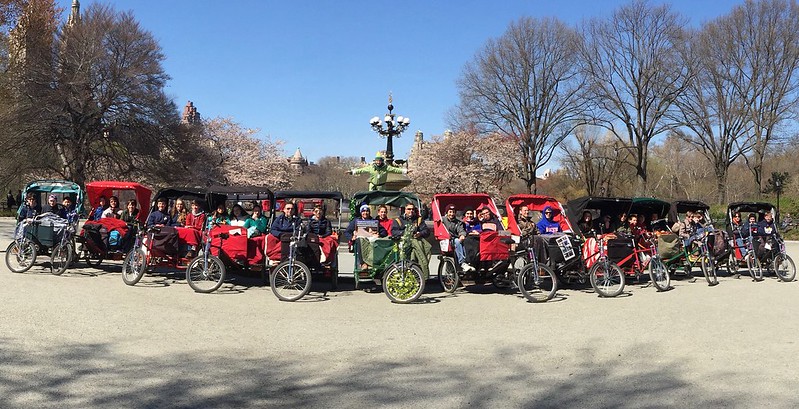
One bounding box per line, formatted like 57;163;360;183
180;101;201;125
289;148;308;171
67;0;80;27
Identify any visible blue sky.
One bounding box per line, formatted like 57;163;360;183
57;0;741;163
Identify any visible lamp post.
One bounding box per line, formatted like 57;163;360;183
369;95;410;166
776;178;782;225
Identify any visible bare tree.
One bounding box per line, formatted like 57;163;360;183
456;16;586;193
292;156;366;198
0;3;178;186
727;0;799;195
560;126;633;197
671;22;756;204
580;0;690;194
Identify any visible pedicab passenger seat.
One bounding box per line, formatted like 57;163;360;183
657;233;681;260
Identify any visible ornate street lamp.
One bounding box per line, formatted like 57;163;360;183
369;94;410;165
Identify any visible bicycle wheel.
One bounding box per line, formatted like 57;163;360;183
648;258;671;291
773;253;796;282
518;263;558;303
186;255;226;293
121;249;147;286
49;243;73;276
270;260;311;301
383;263;425;303
5;241;37;273
727;253;739;275
589;261;625;297
700;255;719;286
438;257;459;293
745;252;763;281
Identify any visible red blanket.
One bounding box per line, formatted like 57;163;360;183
479;231;510;261
319;235;338;262
176;226;201;248
83;218;129;236
210;225;265;266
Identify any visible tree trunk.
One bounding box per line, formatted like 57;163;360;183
714;165;728;205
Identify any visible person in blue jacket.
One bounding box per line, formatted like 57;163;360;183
537;206;562;234
146;198;172;227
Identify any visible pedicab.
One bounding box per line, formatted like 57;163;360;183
121;187;225;290
75;181;152;267
349;190;426;303
432;193;547;298
565;196;656;297
5;180;84;275
264;190;343;301
665;200;726;285
726;202;795;282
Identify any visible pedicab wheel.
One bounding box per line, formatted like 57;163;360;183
5;241;37;273
270;260;312;301
383;263;425;304
330;253;339;290
727;253;739;275
648;258;671;291
49;243;73;276
773;253;796;282
438;257;459;293
700;255;718;286
186;255;226;293
589;261;625;297
745;253;763;281
518;263;558;303
122;249;147;286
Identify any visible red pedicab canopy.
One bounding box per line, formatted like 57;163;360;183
504;194;573;235
85;181;152;224
431;193;501;240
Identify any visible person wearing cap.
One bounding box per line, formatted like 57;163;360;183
345;204;387;278
344;204;387;242
442;204;473;272
348;151;407;191
42;194;63;216
391;202;432;279
18;194;41;222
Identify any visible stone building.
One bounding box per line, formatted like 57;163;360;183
289;148;308;172
180;101;201;125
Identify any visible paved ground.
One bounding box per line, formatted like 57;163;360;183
1;217;798;408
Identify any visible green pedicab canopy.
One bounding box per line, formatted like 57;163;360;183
349;191;422;221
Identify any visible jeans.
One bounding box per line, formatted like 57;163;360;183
453;238;466;264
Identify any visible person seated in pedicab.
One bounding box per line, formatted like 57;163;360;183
578;211;594;236
595;214;614;235
463;208;482;235
517;205;549;264
61;196;77;220
243;204;268;237
476;205;503;232
185;200;207;230
616;213;644;237
18;194;41;221
305;203;337;267
376;204;393;236
168;198;189;227
88;196;108;221
536;206;562;234
271;201;303;261
42;194;64;217
306;204;332;237
345;204;388;274
442;204;473;272
648;212;668;233
120;199;140;226
391;203;432;279
228;203;250;226
208;203;229;227
146;197;172;227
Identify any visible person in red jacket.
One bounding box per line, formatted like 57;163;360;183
376;205;393;236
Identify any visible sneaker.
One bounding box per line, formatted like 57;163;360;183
461;262;475;272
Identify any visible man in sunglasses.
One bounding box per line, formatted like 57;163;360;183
391;203;432;279
537;206;562;234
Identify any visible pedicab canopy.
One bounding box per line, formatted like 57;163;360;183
19;179;85;218
565;196;632;237
504;194;572;236
431;193;500;240
207;185;273;213
86;181;152;224
668;200;711;226
152;187;214;213
630;197;670;219
349;190;422;221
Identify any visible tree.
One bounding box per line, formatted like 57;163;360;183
292;156;366;198
580;0;690;194
406;129;519;198
456;16;586;193
560;126;634;197
202;117;292;190
671;21;757;204
727;0;799;195
0;3;179;186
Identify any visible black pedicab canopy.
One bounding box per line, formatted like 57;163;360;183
152;187;215;212
668;200;711;225
726;201;776;225
565;196;632;236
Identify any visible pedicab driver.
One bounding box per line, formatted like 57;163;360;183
348;152;407;191
391;203;432;279
442;204;473;272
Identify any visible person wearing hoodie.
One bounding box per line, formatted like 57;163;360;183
537;206;562;234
